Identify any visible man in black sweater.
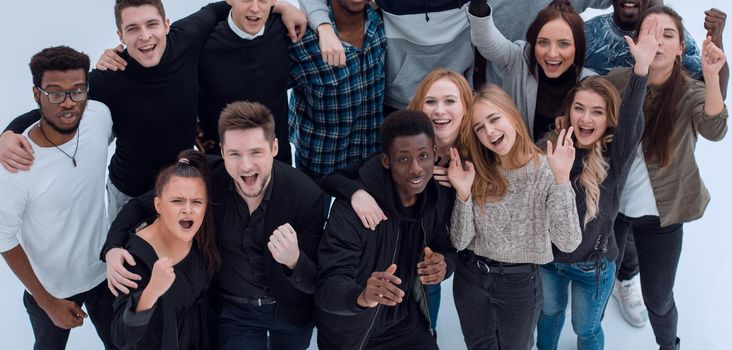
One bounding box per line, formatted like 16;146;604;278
315;110;456;349
102;101;325;349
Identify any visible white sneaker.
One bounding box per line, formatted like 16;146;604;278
612;275;649;327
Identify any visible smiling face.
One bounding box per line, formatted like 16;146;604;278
227;0;275;36
471;101;518;165
382;134;435;207
221;128;277;200
612;0;649;30
117;4;170;68
535;18;576;78
570;90;609;148
34;69;88;135
421;78;465;149
154;176;207;243
645;13;683;74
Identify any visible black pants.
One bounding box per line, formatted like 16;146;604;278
617;231;640;281
614;214;683;348
453;253;542;350
218;299;313;350
23;281;117;350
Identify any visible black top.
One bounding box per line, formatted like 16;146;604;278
4;2;230;197
105;156;326;326
552;73;648;263
111;234;212;350
198;14;291;163
534;68;577;140
314;155;457;349
218;175;273;298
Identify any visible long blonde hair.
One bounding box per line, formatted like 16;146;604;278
459;84;541;204
547;76;620;226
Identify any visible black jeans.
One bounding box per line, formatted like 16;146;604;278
453;252;542;350
613;214;683;348
218;299;313;350
617;232;640;281
23;281;117;350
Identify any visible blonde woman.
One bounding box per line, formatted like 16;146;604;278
446;84;581;350
535;15;657;349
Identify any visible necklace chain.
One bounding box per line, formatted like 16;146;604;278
38;122;79;167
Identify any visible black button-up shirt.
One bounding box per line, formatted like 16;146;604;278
217;174;274;299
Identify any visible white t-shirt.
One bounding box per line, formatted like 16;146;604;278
619;144;659;218
0;101;113;298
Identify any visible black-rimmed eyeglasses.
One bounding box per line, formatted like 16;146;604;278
36;85;89;104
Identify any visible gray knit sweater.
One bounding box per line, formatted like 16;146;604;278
450;156;582;264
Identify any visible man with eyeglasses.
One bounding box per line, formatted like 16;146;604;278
0;46;118;350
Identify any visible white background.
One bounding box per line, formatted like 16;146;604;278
0;1;729;349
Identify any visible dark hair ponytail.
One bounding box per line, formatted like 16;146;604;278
636;6;688;166
155;149;220;277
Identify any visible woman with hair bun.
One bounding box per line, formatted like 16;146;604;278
111;149;219;350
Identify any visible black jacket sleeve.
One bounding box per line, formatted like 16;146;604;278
3;110;40;133
171;1;230;49
430;192;458;280
314;200;369;316
111;262;155;350
320;153;380;200
101;191;156;261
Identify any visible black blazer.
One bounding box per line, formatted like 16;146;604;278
104;156;326;326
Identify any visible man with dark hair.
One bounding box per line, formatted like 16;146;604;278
314;110;456;349
103;101;326;349
0;46;117;350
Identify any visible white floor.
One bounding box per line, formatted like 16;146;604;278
0;1;730;349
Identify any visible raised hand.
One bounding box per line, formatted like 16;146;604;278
267;223;301;270
704;8;727;48
446;147;475;202
417;247;447;285
147;257;176;299
357;264;403;308
105;247;142;296
351;189;387;230
625;16;659;76
702;36;727;77
546;126;575;185
96;45;127;71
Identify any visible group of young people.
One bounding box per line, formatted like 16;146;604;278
0;0;727;350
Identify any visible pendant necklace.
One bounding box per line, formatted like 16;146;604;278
38;122;79;167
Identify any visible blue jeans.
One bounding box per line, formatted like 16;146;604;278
427;284;441;330
218;300;313;350
537;258;616;350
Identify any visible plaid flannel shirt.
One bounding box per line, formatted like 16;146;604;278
288;5;386;175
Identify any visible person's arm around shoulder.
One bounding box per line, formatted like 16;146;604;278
273;0;308;42
545;128;582;252
103;191;157;296
0;110;40;172
300;0;345;66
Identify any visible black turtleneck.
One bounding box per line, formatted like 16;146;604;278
534;67;577;140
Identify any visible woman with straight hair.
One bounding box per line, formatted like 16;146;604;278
467;0;595;140
445;84;582;349
321;68;473;335
535;16;657;349
111;149;219;350
607;6;728;350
